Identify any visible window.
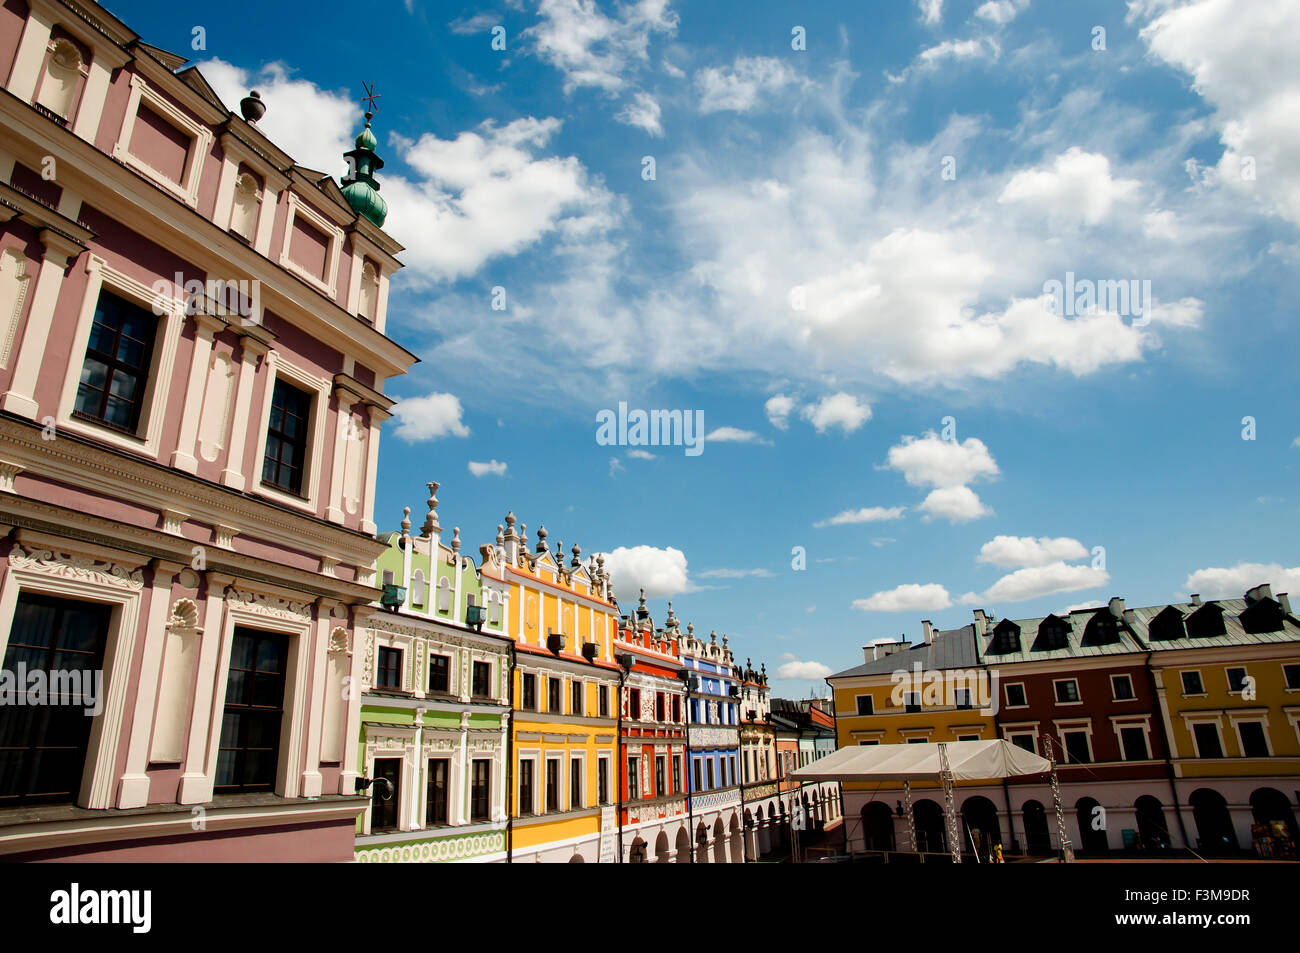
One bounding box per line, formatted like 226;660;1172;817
656;692;666;722
1054;679;1080;704
629;688;641;720
518;759;534;816
1285;664;1300;691
426;758;449;825
216;628;288;793
1119;726;1149;761
376;646;402;689
73;290;157;433
370;757;400;832
655;756;666;797
1193;722;1222;758
730;755;737;784
859;740;880;746
472;660;491;699
1238;721;1269;758
0;594;111;805
1226;667;1248;694
598;758;609;805
956;734;979;742
261;378;312;495
1009;733;1035;754
954;688;972;710
546;758;561;811
692;759;702;792
428;654;450;694
1181;671;1205;696
410;570;426;607
1062;730;1091;764
470;759;490;821
904;691;921;713
672;695;681;722
522;673;537;710
706;760;715;790
855;695;874;716
627;757;639;801
1111;674;1135;701
548;677;561;713
599;684;609;718
672;756;681;794
1005;683;1027;707
906;737;927;744
570;758;582;809
571;680;583;715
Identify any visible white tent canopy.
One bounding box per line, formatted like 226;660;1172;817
791;739;1050;783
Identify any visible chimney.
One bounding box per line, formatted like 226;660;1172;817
972;609;986;633
1278;592;1292;615
1108;596;1125;619
922;620;934;644
1244;583;1273;605
1190;593;1202;606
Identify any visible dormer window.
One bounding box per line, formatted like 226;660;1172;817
1148;606;1186;642
986;620;1020;655
1033;615;1070;651
1082;611;1121;646
1187;602;1227;639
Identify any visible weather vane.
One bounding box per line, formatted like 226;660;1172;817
361;80;381;117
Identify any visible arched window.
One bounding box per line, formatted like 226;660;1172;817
1082;611;1120;646
36;35;85;120
358;260;380;323
230;170;261;241
410;569;426;607
488;592;501;624
437;577;451;613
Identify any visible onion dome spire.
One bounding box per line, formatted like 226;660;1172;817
341;83;388;227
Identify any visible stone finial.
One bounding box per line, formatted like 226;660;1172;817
421;482;440;537
496;524;505;545
400;505;411;539
519;523;528;547
710;629;718;645
666;601;677;627
451;527;461;555
571;543;582;568
504;511;516;533
687;622;694;638
536;525;548;553
722;634;729;648
554;540;562;562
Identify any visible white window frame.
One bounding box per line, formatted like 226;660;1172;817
1224;666;1250;696
112;74;212;207
251;354;330;514
1110;673;1137;702
1180;669;1207;697
568;751;586;811
56;256;184;458
517;750;540;817
1226;710;1272;758
1004;681;1028;709
854;693;874;716
278;191;342;297
544;753;564;813
1053;719;1094;764
596;752;611;805
426;647;454;696
1052;678;1082;706
1002;720;1041;755
1181;712;1226;758
1109;714;1153;762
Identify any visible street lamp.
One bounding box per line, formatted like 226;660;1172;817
616;651;634;863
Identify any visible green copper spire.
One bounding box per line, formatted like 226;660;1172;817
341;108;388;228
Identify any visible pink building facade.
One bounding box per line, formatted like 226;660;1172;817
0;0;415;860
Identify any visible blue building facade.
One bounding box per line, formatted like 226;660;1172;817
678;625;744;860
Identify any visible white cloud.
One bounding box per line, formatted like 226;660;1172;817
872;537;896;547
697;567;777;579
765;393;796;430
977;535;1089;568
801;393;872;434
524;0;678;93
468;459;508;477
814;506;906;528
1183;562;1300;600
627;449;656;460
1061;601;1101;615
1138;0;1300;226
917;38;987;67
199;59;353;173
599;545;693;598
999;147;1141;227
1293;436;1300;449
852;583;952;613
915;0;943;24
696;56;807;114
918;485;993;523
391;392;471;441
979;562;1110;603
616;91;663;135
385;117;618;283
706;426;770;444
449;12;499;34
975;0;1028;25
886;432;999;488
775;659;833;680
609;456;625;476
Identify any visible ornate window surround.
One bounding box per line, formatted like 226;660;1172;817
278;191;342;297
111;73;213;208
54;254;185;458
0;533;147;810
249;352;330;515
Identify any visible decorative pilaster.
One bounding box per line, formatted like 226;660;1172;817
219;333;272;490
171;312;226;472
360;402;390;535
326;386;357;523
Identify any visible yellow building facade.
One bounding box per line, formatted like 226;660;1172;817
478;514;623;862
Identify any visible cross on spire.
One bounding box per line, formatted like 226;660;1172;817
361;80;381;117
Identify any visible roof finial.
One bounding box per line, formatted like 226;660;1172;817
496;524;505;546
421;482;440;537
571;543;582;568
451;527;461;556
536;524;548;552
400;506;411;540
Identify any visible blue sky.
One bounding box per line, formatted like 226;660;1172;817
116;0;1299;696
